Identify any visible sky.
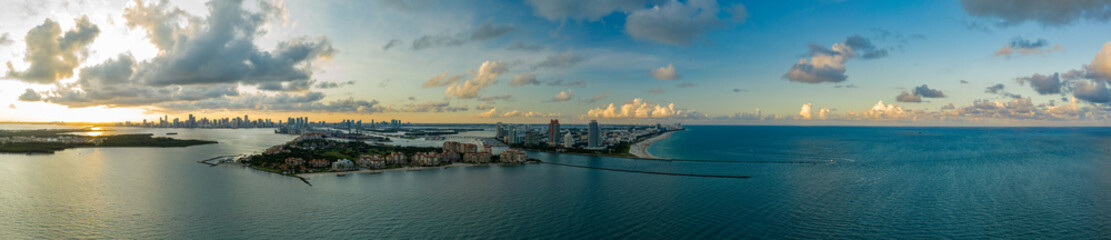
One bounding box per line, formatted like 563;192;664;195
2;0;1111;125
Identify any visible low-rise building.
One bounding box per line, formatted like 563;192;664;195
386;152;408;166
500;150;527;163
412;151;442;166
284;157;305;167
441;151;461;163
308;159;330;168
332;159;355;171
357;155;386;169
463;151;492;163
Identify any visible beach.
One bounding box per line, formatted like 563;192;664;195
629;130;678;159
296;163;488;177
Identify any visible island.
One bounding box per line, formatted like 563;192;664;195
238;133;531;176
0;129;217;154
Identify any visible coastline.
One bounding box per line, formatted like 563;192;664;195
295;163;516;177
629;130;680;159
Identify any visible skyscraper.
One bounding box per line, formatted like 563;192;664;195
496;122;505;140
588;120;601;148
547;119;560;147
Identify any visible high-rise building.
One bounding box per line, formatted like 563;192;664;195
496;122;505;140
588;120;601;148
563;132;574;148
547;119;560;147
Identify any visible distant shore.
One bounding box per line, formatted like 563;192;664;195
629;130;681;159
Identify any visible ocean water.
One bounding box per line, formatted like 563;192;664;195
1;125;1110;238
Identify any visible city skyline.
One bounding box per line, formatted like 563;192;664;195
3;0;1111;125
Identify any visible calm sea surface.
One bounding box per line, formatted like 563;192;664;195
1;125;1110;238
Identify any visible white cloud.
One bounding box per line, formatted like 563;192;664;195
444;61;507;99
785;35;887;84
797;103;812;120
582;98;706;119
649;64;679;80
551;89;573;101
509;73;540;86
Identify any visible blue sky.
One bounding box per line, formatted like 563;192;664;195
2;0;1111;125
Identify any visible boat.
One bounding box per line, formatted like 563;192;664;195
166;132;178;135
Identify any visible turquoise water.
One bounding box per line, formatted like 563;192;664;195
1;125;1110;238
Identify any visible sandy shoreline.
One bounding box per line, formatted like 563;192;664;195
629;130;679;159
296;163;490;177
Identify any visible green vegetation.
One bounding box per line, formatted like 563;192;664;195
98;134;217;147
244;139;439;173
0;131;216;154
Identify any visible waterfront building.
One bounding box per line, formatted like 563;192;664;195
386;152;408;166
357;155;386;169
563;132;574;148
412;152;442;166
284;157;305;167
525;131;540;147
441;151;461;163
463;152;491;163
588;120;602;148
500;150;527;163
548;119;560;147
309;159;330;168
332;159;355;171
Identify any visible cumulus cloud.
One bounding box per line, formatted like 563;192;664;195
475;103;494;110
473;107;560;118
6;16;99;84
915;84;946;98
411;20;514;50
1089;42;1111;78
12;0;377;113
797;103;813;120
509;73;540;86
582;98;706;119
993;37;1064;57
1074;80;1111;103
424;73;462;88
444;61;507;99
18;89;41;101
895;84;946;103
895;91;922;103
985;83;1006;94
625;0;740;45
961;0;1111;27
550;89;573;101
649;64;679;80
784;35;887;84
1016;73;1062;94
